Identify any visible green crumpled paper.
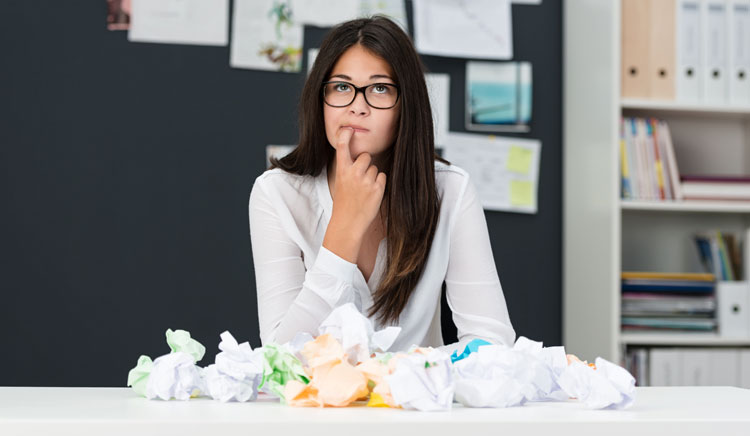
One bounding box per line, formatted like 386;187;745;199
259;343;309;402
127;328;206;397
166;328;206;363
126;355;153;397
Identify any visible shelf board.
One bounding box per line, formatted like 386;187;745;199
620;332;750;346
621;99;750;117
620;199;750;213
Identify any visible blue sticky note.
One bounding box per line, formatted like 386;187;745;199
450;338;492;363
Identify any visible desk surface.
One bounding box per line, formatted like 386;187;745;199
1;386;749;436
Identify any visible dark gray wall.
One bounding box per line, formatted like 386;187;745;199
0;0;562;386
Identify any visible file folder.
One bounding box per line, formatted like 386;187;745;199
622;0;652;98
729;0;750;104
676;0;703;102
649;0;676;100
703;0;730;104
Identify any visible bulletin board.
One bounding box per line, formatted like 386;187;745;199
0;0;561;386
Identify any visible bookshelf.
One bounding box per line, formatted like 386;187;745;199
620;332;750;346
621;98;750;117
564;0;750;365
621;199;750;213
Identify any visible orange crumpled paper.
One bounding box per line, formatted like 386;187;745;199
284;334;370;407
356;356;399;408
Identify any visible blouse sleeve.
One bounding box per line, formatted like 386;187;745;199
248;176;359;345
438;174;516;356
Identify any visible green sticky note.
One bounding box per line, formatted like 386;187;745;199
166;329;206;363
506;145;533;174
259;343;309;402
510;180;534;207
127;355;153;397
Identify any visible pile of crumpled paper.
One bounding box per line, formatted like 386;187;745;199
127;303;635;411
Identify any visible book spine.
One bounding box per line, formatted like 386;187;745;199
650;118;666;200
716;230;735;281
638;119;655;200
620;119;633;199
626;118;640;198
661;121;683;200
655;120;673;199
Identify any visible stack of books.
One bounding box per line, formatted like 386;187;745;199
619;117;682;201
621;272;716;332
694;231;742;281
681;175;750;202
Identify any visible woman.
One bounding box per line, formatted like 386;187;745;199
249;16;515;355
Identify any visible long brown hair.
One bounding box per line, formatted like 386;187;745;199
269;16;449;324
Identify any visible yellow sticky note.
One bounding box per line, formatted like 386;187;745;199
510;180;534;207
506;145;533;174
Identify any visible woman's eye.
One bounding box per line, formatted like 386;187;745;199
335;83;351;92
373;85;387;93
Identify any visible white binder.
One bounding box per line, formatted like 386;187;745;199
729;0;750;104
649;349;683;386
717;281;750;337
740;349;750;388
676;0;703;102
681;349;711;385
703;0;730;104
707;349;741;386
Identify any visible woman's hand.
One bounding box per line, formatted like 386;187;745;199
322;127;386;263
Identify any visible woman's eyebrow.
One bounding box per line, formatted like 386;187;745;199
329;73;394;81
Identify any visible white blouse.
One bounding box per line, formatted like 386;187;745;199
248;160;515;356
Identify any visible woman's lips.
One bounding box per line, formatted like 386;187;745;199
342;125;370;132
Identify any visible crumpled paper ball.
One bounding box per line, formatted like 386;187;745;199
145;351;205;401
204;331;264;402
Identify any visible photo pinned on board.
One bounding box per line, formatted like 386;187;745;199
107;0;131;30
465;61;532;133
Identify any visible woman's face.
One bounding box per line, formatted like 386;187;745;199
323;44;400;167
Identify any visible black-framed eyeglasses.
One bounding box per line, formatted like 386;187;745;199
322;81;400;109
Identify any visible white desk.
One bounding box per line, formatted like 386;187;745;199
1;386;749;436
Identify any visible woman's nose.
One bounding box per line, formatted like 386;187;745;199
349;91;370;115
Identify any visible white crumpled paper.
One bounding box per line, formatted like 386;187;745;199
286;332;315;366
453;337;568;408
386;348;455;411
453;336;635;409
145;351;205;401
204;331;265;402
318;303;401;364
558;356;636;409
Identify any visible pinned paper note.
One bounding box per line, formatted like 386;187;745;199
232;0;407;73
290;0;408;30
128;0;229;46
231;0;303;72
413;0;512;60
466;61;532;133
443;132;541;213
506;145;533;174
425;73;451;148
307;48;320;75
510;180;534;207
